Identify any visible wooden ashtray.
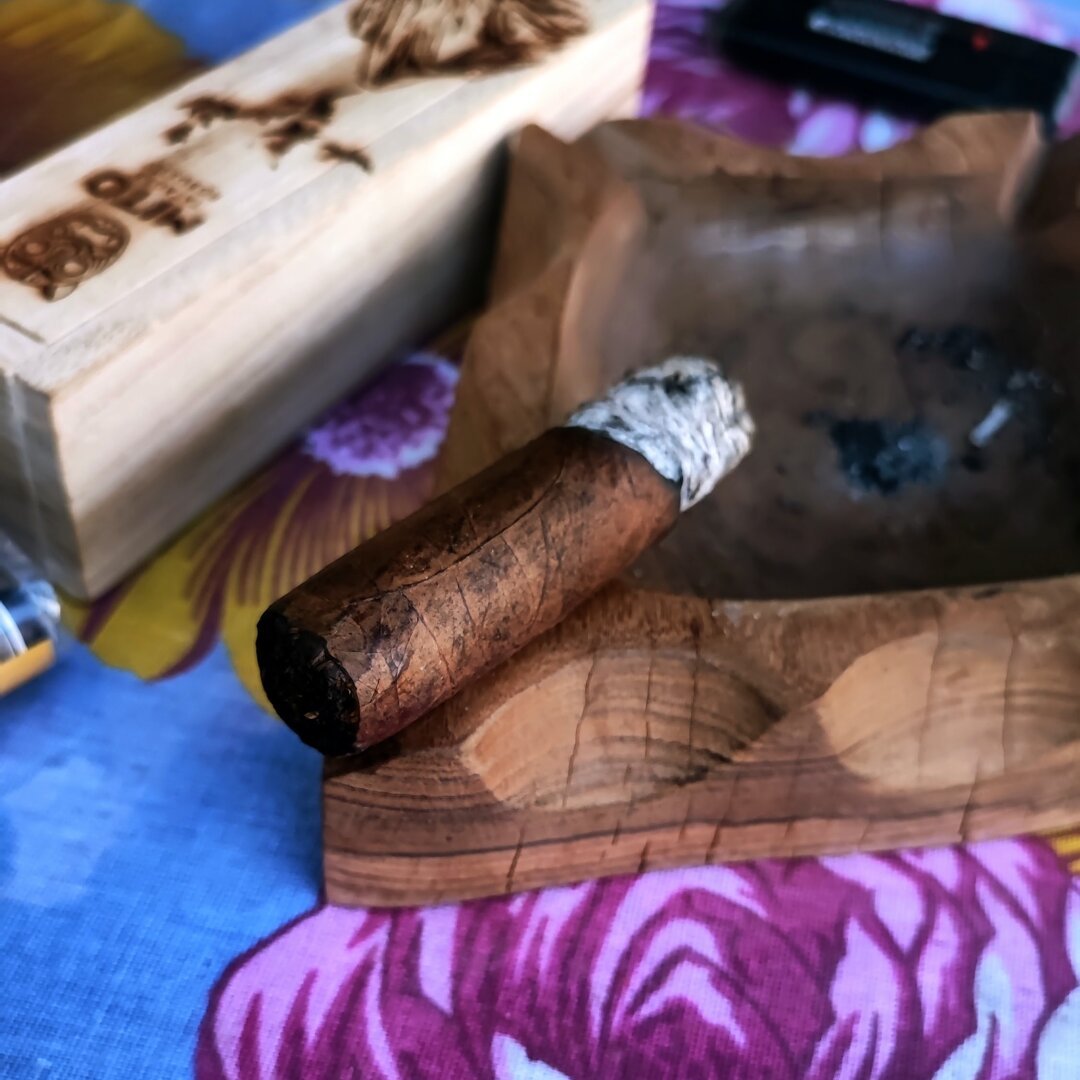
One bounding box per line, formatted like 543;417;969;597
324;112;1080;907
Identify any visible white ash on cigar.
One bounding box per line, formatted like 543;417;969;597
566;356;755;510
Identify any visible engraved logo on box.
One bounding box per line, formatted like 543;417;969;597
0;161;219;301
0;0;584;302
2;209;129;301
83;162;220;235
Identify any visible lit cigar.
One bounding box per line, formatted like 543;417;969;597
257;357;754;755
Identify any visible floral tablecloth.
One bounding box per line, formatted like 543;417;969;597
4;1;1080;1077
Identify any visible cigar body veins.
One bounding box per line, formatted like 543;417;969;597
257;357;754;755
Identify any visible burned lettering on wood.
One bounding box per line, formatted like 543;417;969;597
1;158;219;299
320;141;373;170
1;0;591;304
83;162;220;235
349;0;590;85
170;89;348;159
1;208;129;300
165;122;195;145
265;119;321;157
161;0;591;162
184;95;241;126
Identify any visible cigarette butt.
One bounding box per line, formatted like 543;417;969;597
969;398;1013;448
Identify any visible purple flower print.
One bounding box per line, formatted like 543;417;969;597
74;351;457;692
198;839;1079;1079
303;352;459;480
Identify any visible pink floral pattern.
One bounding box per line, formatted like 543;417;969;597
199;840;1080;1079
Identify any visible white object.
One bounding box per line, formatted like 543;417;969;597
566;356;755;510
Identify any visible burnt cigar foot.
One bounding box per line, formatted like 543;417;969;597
257;611;359;756
257;356;755;755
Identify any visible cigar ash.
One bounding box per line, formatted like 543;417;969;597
567;356;753;509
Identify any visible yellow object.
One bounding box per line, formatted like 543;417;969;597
0;0;198;176
64;441;432;711
0;636;55;695
1047;828;1080;874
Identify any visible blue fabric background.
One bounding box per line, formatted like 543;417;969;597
0;645;320;1078
132;0;338;63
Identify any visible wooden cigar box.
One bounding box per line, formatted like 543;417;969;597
0;0;651;599
322;111;1080;907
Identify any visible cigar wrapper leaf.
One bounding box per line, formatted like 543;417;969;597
257;357;754;755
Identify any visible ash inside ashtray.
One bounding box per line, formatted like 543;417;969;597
898;323;1062;457
806;414;948;496
807;324;1064;499
832;417;948;496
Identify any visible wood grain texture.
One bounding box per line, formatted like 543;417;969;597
325;579;1080;905
324;111;1080;906
0;0;651;597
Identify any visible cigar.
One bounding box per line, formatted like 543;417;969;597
257;357;754;755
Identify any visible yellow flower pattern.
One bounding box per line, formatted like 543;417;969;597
65;352;460;711
0;0;199;177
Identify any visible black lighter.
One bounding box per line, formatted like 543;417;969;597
710;0;1080;130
